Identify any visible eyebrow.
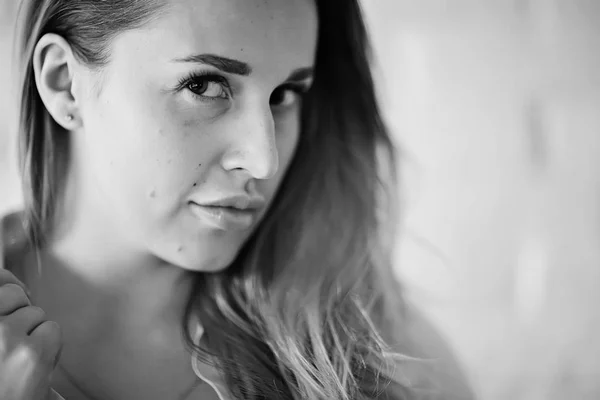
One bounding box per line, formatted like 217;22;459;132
287;67;314;83
173;53;313;82
173;53;251;75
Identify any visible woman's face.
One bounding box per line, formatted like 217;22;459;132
71;0;317;271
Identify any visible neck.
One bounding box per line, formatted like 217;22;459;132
25;209;195;346
24;149;197;345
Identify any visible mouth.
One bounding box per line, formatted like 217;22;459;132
188;202;258;231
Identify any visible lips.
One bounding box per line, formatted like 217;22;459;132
188;202;258;231
200;195;266;211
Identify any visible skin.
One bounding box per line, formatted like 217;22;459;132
23;0;318;398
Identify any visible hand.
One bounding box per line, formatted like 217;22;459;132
0;269;63;400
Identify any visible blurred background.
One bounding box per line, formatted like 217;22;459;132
1;1;599;399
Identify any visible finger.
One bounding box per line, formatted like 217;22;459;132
29;320;62;368
4;305;47;336
0;269;31;297
0;343;43;399
0;283;31;315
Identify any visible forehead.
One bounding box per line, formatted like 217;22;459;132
128;0;318;77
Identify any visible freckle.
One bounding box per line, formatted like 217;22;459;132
193;182;197;187
198;163;202;167
167;159;172;164
149;190;156;198
177;245;183;252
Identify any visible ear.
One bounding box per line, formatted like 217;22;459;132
32;33;81;130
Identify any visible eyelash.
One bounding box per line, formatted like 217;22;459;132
177;71;311;105
177;71;231;102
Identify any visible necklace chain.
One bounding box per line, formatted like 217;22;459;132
55;362;202;400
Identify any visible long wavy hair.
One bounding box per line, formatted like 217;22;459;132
14;1;431;399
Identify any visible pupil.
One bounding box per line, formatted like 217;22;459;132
191;81;207;94
271;89;284;104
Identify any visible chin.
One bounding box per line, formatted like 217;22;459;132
147;221;248;272
171;246;240;273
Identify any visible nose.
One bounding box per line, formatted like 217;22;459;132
220;103;279;180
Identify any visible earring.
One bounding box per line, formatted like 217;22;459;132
65;114;74;122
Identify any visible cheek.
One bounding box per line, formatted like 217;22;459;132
84;96;198;211
275;112;301;170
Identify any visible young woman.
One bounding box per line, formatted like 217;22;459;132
0;0;474;399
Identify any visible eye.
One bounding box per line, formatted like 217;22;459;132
178;72;230;100
188;80;224;98
270;84;310;108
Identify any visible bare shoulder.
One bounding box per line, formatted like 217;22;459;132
402;303;477;400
